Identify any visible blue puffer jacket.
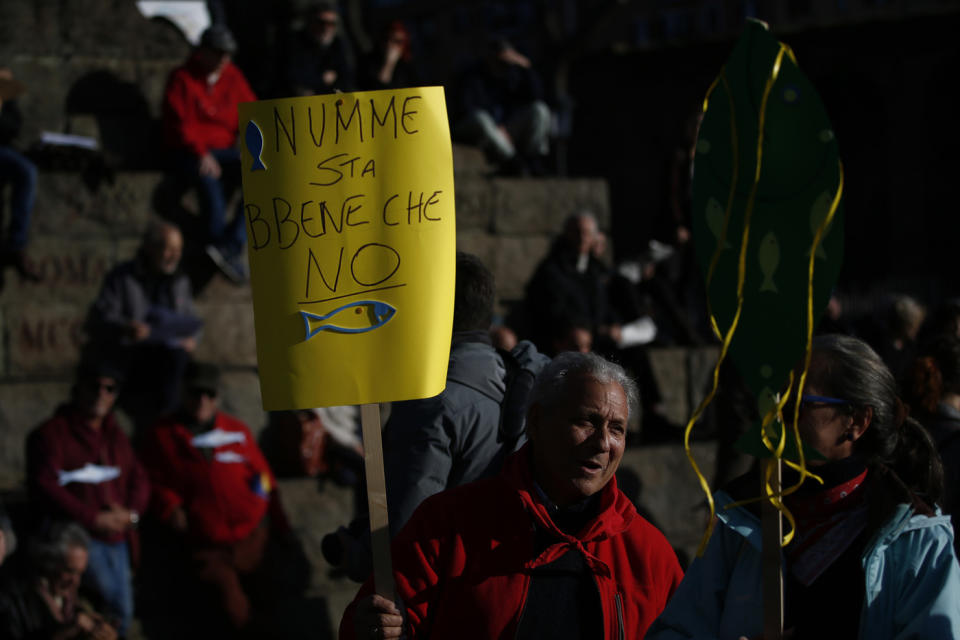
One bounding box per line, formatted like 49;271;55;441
648;490;960;639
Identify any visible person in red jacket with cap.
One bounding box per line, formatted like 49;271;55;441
26;360;150;636
140;361;287;631
162;25;255;283
341;351;683;640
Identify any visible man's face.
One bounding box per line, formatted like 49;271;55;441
184;387;218;424
53;545;88;599
564;216;597;256
147;228;183;276
196;47;231;76
76;376;119;420
309;10;339;46
528;374;628;506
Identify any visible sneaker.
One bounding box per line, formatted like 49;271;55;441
205;244;248;284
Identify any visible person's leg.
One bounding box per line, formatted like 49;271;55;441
453;109;515;161
505;100;551;158
208;147;245;254
85;539;134;635
0;146;38;251
194;547;251;629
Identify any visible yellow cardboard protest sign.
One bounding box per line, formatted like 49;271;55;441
238;87;455;410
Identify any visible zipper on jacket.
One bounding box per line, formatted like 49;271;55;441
615;593;625;640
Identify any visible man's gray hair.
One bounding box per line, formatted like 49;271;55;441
28;521;90;577
528;351;639;418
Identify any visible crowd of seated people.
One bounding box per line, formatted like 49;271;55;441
2;358;291;638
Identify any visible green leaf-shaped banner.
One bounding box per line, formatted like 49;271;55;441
692;20;843;460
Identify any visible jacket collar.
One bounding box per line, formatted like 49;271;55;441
504;443;636;545
57;403;117;436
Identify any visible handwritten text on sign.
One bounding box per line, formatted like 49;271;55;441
239;87;456;410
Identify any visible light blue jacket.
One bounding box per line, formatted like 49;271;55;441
648;490;960;639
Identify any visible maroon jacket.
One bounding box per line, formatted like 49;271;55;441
141;411;287;545
26;405;151;543
341;445;683;639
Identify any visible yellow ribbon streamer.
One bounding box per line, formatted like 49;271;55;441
685;41;843;555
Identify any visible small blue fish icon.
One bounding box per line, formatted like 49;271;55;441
245;120;267;172
300;300;397;340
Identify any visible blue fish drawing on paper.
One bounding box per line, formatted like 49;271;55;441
245;120;267;172
192;428;247;449
300;300;397;340
58;463;121;486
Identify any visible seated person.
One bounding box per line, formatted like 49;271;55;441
903;334;960;556
25;360;150;636
0;522;119;640
358;21;419;91
0;66;41;284
452;37;551;176
341;352;683;639
648;334;960;639
140;362;288;632
85;220;201;427
525;212;672;436
524;212;617;352
162;25;255;282
285;1;356;95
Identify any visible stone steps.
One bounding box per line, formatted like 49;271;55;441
0;162;612;480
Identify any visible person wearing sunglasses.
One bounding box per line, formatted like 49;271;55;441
286;1;356;95
140;361;288;633
649;334;960;639
25;360;150;636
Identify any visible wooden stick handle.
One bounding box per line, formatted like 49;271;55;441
762;458;784;640
360;403;395;600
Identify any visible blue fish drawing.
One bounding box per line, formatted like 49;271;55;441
300;300;397;340
58;463;121;486
245;120;267;172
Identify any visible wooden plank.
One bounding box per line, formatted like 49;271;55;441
762;458;784;640
360;402;395;600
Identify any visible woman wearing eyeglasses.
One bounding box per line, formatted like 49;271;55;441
649;334;960;639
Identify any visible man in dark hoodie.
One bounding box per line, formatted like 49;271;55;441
382;252;549;532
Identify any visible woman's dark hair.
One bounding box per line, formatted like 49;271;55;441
811;334;943;511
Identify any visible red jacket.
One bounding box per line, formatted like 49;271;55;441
26;406;151;544
340;446;683;639
141;411;285;544
162;53;256;156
